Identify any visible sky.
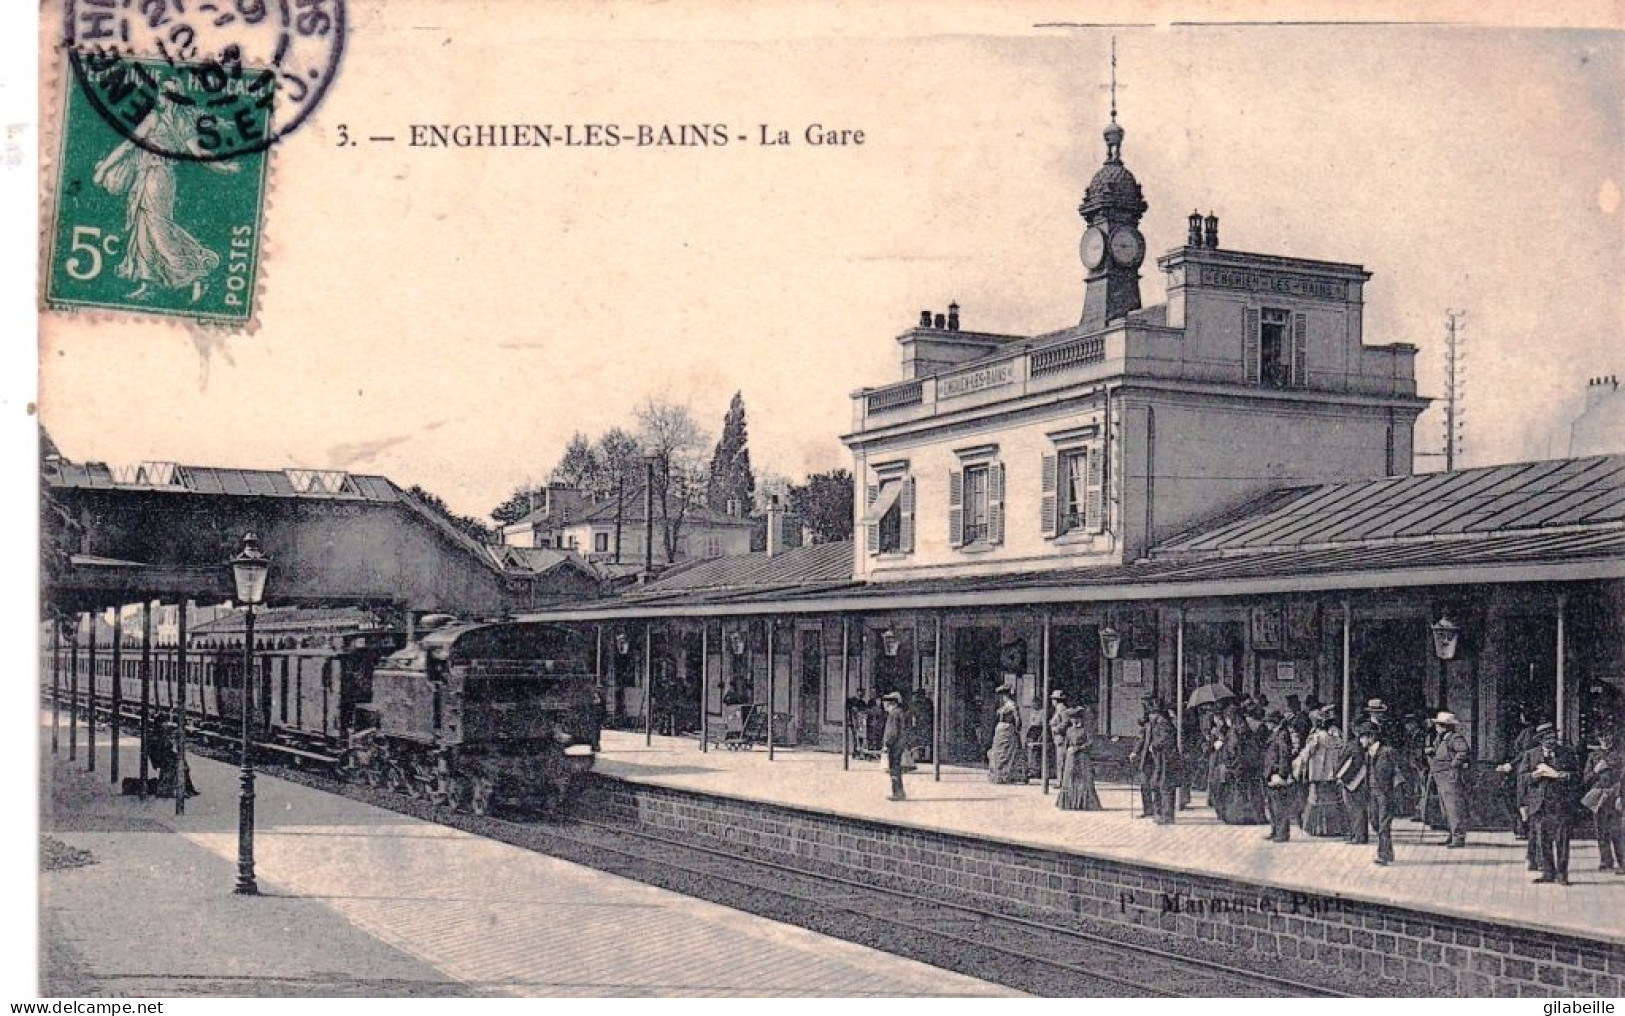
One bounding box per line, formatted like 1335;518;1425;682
35;5;1625;519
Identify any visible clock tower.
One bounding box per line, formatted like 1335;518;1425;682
1078;65;1148;332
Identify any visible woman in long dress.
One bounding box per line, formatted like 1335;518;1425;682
986;685;1028;784
1216;706;1270;824
1205;709;1232;815
1056;708;1103;810
91;98;237;302
1294;709;1349;837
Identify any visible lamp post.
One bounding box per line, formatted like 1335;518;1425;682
231;533;270;896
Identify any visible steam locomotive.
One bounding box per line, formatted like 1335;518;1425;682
345;618;599;814
41;608;599;814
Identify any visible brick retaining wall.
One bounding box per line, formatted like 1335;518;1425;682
577;774;1625;997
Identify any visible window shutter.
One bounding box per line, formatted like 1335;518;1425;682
899;477;916;553
1243;307;1261;385
988;461;1006;545
948;468;964;547
1040;453;1058;538
864;483;879;556
1085;447;1106;533
1291;312;1308;387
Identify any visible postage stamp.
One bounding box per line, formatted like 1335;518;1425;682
45;59;271;324
45;1;345;323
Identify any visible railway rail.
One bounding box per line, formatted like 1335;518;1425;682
162;732;1347;998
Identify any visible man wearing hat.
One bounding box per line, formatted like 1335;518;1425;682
1358;722;1404;865
1363;698;1389;731
880;692;908;801
1145;703;1181;824
1496;706;1542;869
1262;710;1299;842
1517;722;1580;884
1357;699;1389;836
1584;725;1623;873
1131;695;1160;817
1047;689;1071;784
1427;711;1473;847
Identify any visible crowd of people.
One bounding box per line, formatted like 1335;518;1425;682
879;683;1625;884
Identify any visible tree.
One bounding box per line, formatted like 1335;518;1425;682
552;432;599;490
592;428;644;501
786;468;854;544
635;397;709;562
706;391;755;516
405;483;495;545
490;484;541;526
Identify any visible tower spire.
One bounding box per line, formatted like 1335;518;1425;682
1102;36;1124;163
1110;35;1118;124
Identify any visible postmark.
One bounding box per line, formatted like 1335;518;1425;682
65;0;345;161
45;58;271;323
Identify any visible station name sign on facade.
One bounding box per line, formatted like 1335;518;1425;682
1199;266;1349;303
941;362;1017;399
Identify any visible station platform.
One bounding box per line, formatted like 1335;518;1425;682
594;731;1624;943
38;722;1016;997
590;730;1625;995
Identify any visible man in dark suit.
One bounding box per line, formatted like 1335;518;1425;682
1584;727;1623;873
1131;695;1159;817
1359;722;1404;865
1337;726;1370;844
1145;705;1180;825
880;691;907;801
1263;710;1298;842
1518;722;1580;885
1497;709;1541;869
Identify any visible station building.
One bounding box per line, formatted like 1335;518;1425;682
524;102;1625;808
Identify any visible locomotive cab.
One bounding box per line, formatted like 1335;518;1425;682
352;621;598;813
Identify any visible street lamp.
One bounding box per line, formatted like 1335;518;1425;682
230;532;270;896
879;626;901;658
1430;616;1460;661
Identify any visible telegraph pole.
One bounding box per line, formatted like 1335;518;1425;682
1443;309;1467;471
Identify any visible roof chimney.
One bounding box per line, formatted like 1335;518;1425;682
1188;210;1203;247
1203;211;1219;249
947;302;960;331
919;310;932;328
933;312;946;329
1585;374;1621;408
765;495;785;558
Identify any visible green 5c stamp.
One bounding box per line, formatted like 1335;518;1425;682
47;59;271;324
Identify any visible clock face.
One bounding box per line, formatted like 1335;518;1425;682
1080;227;1108;271
1109;227;1145;267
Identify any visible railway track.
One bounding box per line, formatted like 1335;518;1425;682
169;738;1346;998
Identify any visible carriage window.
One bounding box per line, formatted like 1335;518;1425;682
279;658;290;723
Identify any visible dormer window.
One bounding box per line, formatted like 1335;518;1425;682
1244;307;1308;389
1260;309;1290;388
